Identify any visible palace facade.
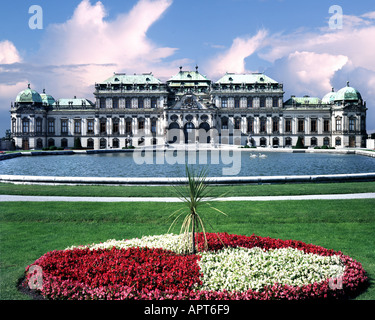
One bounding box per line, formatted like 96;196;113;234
10;67;368;150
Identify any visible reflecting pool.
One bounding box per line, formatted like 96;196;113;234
1;150;375;177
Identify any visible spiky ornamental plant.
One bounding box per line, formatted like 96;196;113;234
168;165;227;255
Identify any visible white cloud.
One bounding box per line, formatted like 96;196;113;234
0;40;21;64
31;0;177;97
206;29;268;78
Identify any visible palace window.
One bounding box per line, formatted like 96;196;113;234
298;119;305;132
112;97;119;109
234;118;241;129
113;138;119;148
61;138;68;148
125;120;132;134
336;118;342;131
335;137;341;146
125;98;131;109
36;119;42;133
247;118;254;133
87;138;94;149
349;118;355;131
87;120;94;134
323;119;330;132
323;137;330;146
285;119;291;133
310;119;317;132
151;98;157;109
22;119;29;133
221;117;228;129
247;97;252;108
112;119;119;134
100;98;106;109
74;119;81;134
138;97;144;108
138;119;145;130
272;118;279;133
48;119;55;134
259;97;265;108
311;137;317;146
221;98;228;108
61;120;68;134
285;137;292;147
260;118;266;133
12;119;16;133
272;97;279;108
100;120;106;134
234;98;240;108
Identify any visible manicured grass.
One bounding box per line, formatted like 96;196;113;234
0;181;374;198
1;199;374;300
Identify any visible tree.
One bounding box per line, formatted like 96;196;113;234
169;165;227;254
74;137;82;149
295;136;304;149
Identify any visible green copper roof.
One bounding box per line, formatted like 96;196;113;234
322;88;336;104
40;90;56;105
168;68;210;83
216;73;278;84
102;73;162;84
15;85;42;103
334;82;362;101
284;96;322;105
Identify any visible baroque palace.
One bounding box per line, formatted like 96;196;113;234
10;67;367;150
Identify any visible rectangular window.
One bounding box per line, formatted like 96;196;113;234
100;98;106;109
87;120;94;134
36;119;42;133
151;98;157;109
48;120;55;133
272;97;279;108
247;97;252;108
247;118;253;133
310;119;317;132
298;119;304;132
349;119;355;131
260;118;266;133
221;118;228;129
259;97;265;108
61;120;68;134
221;98;228;108
138;119;145;130
112;98;119;109
285;119;291;133
125;121;132;134
324;119;330;132
234;118;241;129
336;118;342;131
22;120;29;133
234;98;240;108
74;120;81;134
100;121;106;133
125;98;131;109
138;98;144;109
113;121;119;134
272;119;279;132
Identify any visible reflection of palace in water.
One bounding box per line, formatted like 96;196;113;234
10;66;367;150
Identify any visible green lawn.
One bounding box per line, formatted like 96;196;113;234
0;181;374;198
1;199;374;300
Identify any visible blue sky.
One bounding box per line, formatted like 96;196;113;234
1;0;375;135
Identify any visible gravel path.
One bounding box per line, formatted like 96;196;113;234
1;193;374;202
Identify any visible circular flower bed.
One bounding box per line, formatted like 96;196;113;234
24;233;368;300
